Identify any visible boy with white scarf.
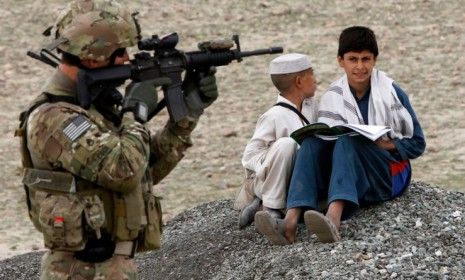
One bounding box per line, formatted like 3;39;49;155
255;26;426;245
235;53;318;228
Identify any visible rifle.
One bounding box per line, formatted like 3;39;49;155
28;33;283;122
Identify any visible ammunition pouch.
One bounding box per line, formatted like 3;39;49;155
139;193;163;251
38;193;86;251
113;189;163;251
22;168;106;252
23;167;163;253
113;188;144;241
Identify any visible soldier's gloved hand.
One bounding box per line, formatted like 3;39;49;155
182;67;218;118
122;77;171;123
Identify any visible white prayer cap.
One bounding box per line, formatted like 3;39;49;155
269;53;313;75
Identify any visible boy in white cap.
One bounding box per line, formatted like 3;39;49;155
235;53;318;228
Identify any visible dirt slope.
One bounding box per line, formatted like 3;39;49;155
0;0;463;259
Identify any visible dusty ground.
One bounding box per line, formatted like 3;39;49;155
0;0;463;259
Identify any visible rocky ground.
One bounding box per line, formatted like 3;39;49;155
0;0;464;260
1;181;465;279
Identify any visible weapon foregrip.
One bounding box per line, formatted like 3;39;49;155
185;52;235;69
185;46;283;70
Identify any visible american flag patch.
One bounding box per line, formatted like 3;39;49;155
63;115;91;142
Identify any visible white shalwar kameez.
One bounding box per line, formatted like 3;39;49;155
239;95;317;209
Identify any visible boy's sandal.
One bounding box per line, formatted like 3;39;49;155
304;210;341;243
254;211;290;245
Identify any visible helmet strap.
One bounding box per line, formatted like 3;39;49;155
107;48;126;66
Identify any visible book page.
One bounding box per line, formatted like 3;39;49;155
343;124;391;141
291;123;392;143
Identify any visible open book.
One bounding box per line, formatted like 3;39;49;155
290;122;392;144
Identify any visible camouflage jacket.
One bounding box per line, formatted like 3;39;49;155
27;69;194;190
23;69;195;247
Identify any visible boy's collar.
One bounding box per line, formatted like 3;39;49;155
349;84;371;100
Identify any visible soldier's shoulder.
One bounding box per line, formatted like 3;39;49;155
28;101;89;132
33;101;88;119
35;101;87;116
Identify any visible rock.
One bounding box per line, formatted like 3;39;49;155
451;210;461;218
223;131;238;138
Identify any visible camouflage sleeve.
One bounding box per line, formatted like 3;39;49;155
27;103;150;193
149;117;198;185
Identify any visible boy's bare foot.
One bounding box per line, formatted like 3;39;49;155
283;217;298;243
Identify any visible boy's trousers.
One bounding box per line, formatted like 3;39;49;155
287;136;410;219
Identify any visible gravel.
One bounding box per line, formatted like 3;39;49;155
1;0;464;259
2;181;465;280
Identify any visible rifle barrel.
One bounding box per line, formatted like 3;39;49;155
239;47;283;58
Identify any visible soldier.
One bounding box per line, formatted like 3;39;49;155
16;0;218;279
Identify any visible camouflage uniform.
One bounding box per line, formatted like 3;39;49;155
18;0;199;279
24;70;193;279
40;252;137;280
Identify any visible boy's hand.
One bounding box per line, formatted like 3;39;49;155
375;139;396;151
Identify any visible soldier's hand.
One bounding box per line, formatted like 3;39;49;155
182;67;218;118
122;77;171;123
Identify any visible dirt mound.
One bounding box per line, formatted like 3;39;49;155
0;0;464;259
2;182;465;279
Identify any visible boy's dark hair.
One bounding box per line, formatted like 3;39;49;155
337;26;378;58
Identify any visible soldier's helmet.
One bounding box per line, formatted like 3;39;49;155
52;0;139;62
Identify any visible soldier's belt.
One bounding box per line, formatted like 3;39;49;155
22;168;77;193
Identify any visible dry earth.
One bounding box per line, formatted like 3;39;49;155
0;0;464;260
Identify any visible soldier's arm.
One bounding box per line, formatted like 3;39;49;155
27;103;150;193
149;117;197;185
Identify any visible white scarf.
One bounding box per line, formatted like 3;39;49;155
318;69;413;139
